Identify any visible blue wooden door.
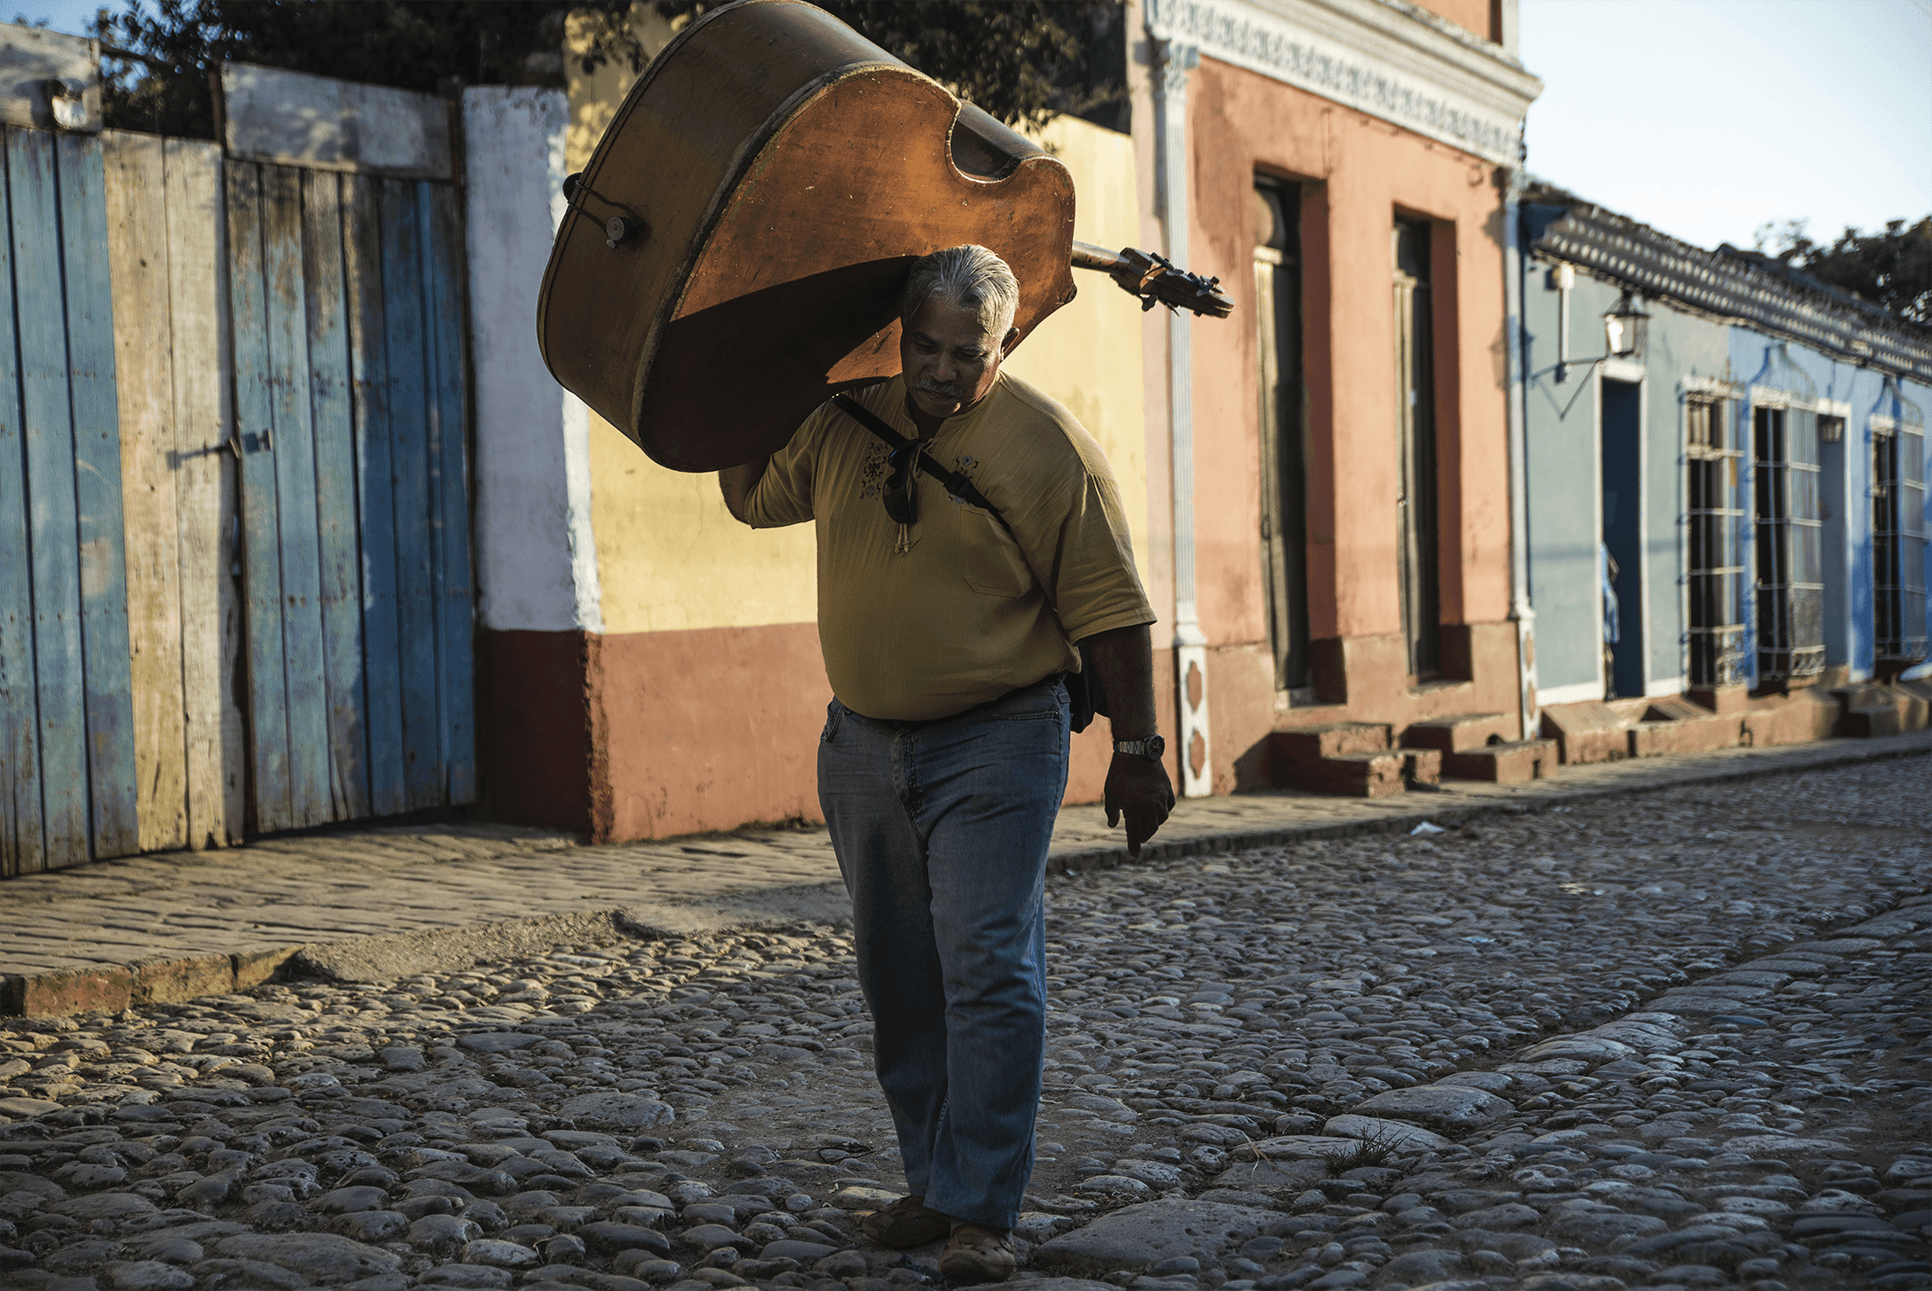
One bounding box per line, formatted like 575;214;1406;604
0;127;139;877
224;161;474;834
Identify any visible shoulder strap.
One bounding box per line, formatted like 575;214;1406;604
832;393;1012;534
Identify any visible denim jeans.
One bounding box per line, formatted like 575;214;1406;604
818;678;1070;1231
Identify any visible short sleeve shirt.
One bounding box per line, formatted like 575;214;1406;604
744;372;1155;721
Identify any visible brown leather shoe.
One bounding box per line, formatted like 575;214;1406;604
860;1195;951;1249
939;1224;1018;1284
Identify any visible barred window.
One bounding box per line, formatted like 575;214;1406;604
1685;397;1745;686
1874;405;1928;663
1754;405;1826;681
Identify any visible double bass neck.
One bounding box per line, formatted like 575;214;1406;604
1069;240;1233;319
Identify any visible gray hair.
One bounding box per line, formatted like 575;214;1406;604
902;244;1020;337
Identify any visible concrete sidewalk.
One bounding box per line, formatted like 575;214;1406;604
4;729;1928;1016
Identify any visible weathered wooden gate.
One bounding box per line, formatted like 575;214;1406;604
223;164;475;833
2;51;478;875
0;126;139;875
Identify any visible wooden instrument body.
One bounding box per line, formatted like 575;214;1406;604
537;0;1078;472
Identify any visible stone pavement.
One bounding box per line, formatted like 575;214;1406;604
0;747;1927;1291
3;730;1929;1018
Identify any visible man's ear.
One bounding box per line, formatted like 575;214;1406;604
1001;326;1021;357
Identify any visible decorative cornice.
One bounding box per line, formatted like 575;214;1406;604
1154;38;1201;99
1526;194;1932;385
1144;0;1539;166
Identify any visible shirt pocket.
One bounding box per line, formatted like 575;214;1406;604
957;505;1035;598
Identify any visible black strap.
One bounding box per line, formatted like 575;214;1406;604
831;393;1012;534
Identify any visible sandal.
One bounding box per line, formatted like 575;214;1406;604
940;1224;1018;1285
860;1195;951;1249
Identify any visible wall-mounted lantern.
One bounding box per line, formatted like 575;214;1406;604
1604;289;1649;361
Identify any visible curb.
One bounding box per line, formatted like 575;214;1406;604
1047;735;1932;874
5;736;1928;1020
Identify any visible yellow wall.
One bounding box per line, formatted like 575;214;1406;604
567;19;1150;636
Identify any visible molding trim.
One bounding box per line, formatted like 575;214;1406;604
1144;0;1539;166
1750;385;1821;413
1536;679;1605;707
1680;376;1745;400
1599;357;1646;384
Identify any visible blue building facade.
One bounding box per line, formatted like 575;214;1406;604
1513;188;1930;749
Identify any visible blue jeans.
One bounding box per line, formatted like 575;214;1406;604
818;678;1070;1231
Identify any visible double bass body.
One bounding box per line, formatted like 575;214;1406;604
537;0;1078;473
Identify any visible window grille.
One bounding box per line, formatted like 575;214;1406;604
1754;404;1826;681
1874;383;1928;663
1685;397;1746;685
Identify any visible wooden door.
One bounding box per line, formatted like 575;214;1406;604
0;127;139;876
224;163;474;834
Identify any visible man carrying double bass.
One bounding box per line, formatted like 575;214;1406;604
719;244;1174;1283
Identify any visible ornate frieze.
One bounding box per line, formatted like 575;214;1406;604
1144;0;1534;166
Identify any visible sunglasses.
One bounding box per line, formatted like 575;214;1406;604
883;442;920;525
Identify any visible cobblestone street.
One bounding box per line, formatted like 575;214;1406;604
1;755;1928;1291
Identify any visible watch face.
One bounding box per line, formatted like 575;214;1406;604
1145;734;1166;759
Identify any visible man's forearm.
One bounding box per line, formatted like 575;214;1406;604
1081;623;1157;740
718;456;770;523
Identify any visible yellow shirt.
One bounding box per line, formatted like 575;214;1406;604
745;372;1155;721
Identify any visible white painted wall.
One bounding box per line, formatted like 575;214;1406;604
224;63;450;179
463;86;603;635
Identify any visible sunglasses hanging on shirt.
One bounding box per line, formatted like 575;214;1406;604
883;441;920;526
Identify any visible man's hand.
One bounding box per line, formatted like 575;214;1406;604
1105;751;1174;858
1081;623;1175;858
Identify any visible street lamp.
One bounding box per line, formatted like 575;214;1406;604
1604;289;1649;361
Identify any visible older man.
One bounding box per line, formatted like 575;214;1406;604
720;245;1171;1283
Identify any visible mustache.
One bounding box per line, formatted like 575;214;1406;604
915;380;963;399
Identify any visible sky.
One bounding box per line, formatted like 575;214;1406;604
13;0;1932;258
1518;0;1932;253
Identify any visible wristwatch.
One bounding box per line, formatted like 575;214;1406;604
1114;735;1166;761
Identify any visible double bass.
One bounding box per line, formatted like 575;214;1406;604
536;0;1230;473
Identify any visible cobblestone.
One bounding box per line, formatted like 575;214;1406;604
0;746;1927;1291
4;733;1928;1015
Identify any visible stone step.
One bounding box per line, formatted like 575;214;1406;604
1270;722;1391;766
1626;709;1742;757
1539;700;1628;765
1402;747;1443;789
1841;703;1903;738
1400;711;1511;753
1442;738;1557;784
1285;750;1406;798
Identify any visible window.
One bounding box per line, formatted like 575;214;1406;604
1685;396;1745;686
1254;180;1309;693
1874;407;1928;663
1392;219;1439;678
1753;404;1825;681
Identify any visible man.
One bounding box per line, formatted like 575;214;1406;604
719;244;1173;1283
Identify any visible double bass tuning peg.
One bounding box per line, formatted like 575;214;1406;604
562;172;647;250
605;216;647;249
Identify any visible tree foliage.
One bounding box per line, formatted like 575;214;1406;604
652;1;1127;132
92;0;651;137
1757;217;1932;327
91;0;1125;140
